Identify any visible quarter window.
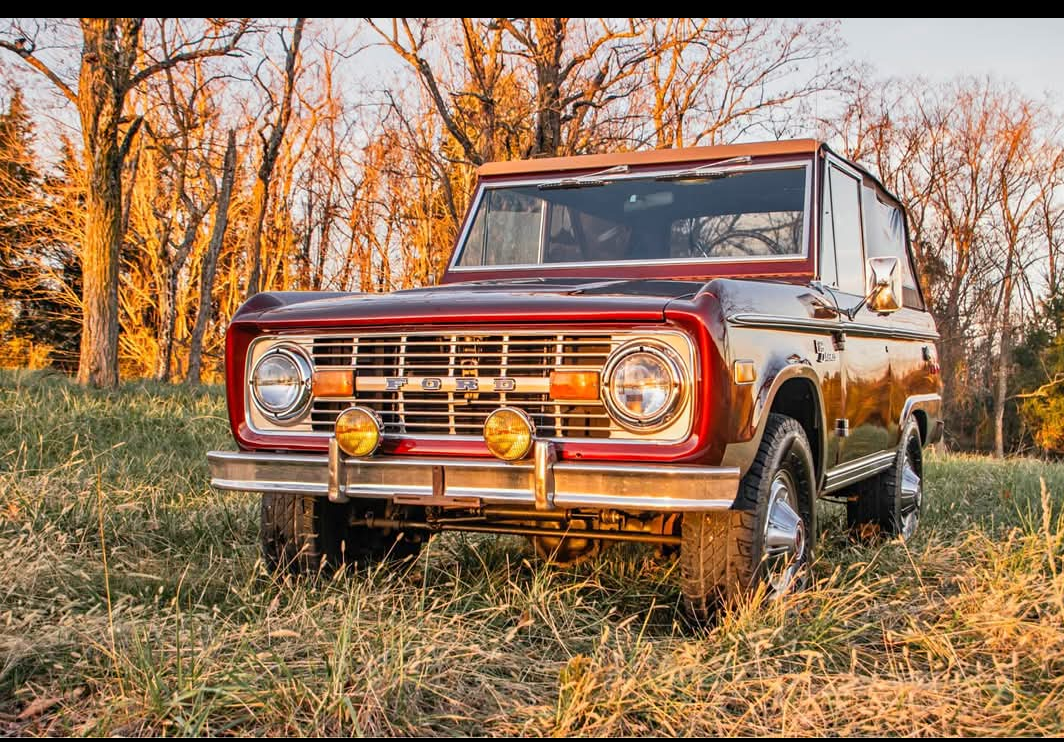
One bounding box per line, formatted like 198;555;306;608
825;166;865;295
820;167;838;286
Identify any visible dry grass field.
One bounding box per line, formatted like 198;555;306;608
1;369;1062;735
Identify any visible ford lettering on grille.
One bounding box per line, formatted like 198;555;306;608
366;376;523;393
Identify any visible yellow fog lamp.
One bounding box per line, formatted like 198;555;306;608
335;406;383;458
483;407;536;461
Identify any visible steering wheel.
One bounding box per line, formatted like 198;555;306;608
698;229;787;257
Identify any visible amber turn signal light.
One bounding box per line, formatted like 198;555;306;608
549;370;600;400
483;407;535;461
335;406;382;458
313;369;354;397
733;360;756;385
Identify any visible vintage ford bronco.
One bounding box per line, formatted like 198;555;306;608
209;139;942;618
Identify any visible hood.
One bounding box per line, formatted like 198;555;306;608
234;277;706;328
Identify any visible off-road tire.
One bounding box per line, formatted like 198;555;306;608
260;494;422;574
679;510;729;622
847;417;923;541
680;413;817;619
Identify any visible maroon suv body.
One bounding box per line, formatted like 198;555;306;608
210;139;942;617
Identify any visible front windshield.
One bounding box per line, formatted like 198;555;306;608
453;166;807;269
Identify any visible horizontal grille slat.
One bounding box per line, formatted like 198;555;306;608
305;330;619;438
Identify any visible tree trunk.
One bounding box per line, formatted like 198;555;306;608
993;264;1015;457
154;217;200;382
531;18;565;157
993;319;1010;458
77;169;122;387
300;190;314;290
244;18;304;299
75;19;138;389
188;129;237;386
154;270;175;381
244;177;268;297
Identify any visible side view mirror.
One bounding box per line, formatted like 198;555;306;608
865;256;903;314
838;256;903;320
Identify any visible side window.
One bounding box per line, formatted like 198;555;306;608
827;166;865;296
861;186;924;309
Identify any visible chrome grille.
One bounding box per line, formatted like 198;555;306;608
308;332;615;438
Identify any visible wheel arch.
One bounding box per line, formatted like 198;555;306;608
721;363;828;488
912;409;927;445
899;393;941;447
770;375;826;485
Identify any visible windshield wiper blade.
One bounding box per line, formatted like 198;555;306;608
655;155;752;182
538;164;629;190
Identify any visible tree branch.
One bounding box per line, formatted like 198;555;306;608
1014;374;1064;400
129;20;251;88
118;115;143;161
366;18;483;166
0;40;78;104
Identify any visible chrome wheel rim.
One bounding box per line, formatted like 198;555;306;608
899;443;922;539
762;469;805;598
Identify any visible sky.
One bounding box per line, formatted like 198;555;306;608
6;18;1064;159
839;17;1064;102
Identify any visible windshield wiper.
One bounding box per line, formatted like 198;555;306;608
655;155;752;182
538;165;629;190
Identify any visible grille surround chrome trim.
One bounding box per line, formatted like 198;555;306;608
245;329;695;444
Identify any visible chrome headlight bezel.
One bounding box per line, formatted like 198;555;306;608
249;344;313;424
601;341;685;432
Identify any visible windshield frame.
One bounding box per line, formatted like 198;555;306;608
446;158;813;277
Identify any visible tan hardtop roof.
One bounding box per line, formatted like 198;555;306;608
477;138;822;177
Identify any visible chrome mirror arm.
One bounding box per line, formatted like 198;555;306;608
842;282;885;321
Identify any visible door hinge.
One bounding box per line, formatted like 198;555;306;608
835;418;850;438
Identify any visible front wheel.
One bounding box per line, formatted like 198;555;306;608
680;413;817;620
260;494;422;575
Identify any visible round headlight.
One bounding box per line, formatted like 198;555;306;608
250;346;312;422
603;343;683;430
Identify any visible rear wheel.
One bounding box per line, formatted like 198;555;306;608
260;494;422;575
848;417;923;541
680;413;816;620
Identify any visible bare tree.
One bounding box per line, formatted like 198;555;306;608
0;18;250;387
187;129;237;385
146;55;217;381
244;18;304;298
989;102;1063;456
832;76;1064;452
645;18;843;148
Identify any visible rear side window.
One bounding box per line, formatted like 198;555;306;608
862;186;924;309
823;165;865;296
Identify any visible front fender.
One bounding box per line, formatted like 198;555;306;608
721;358;828;484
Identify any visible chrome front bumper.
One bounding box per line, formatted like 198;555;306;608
208;441;739;512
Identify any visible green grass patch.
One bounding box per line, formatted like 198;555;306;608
1;368;1063;735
